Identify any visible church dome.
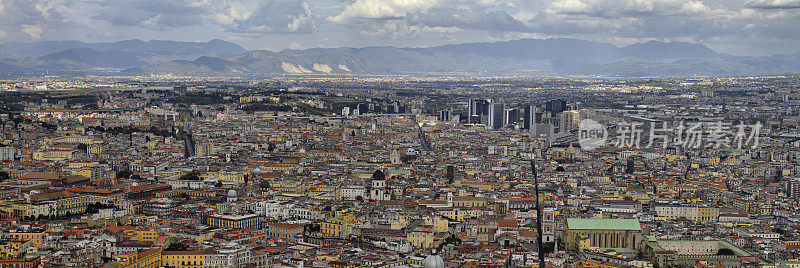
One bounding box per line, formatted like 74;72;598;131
227;189;238;199
423;253;445;268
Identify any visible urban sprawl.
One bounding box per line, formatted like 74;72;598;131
0;75;799;268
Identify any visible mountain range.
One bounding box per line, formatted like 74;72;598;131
1;38;798;77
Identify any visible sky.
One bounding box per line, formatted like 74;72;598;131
0;0;798;56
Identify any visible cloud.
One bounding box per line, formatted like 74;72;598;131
0;0;65;26
214;0;315;34
329;0;439;22
21;25;44;40
747;0;800;9
91;0;208;29
328;0;529;38
0;0;796;56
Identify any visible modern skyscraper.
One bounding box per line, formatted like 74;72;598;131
467;99;490;124
523;104;536;130
439;110;452;121
488;103;505;130
545;99;567;117
505;108;519;126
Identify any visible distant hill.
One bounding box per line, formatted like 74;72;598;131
125;56;248;74
38;48;146;69
0;61;32;73
0;39;247;58
3;38;800;77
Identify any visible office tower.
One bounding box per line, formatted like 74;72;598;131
488;103;505;130
523;104;536;130
560;110;582;131
505;108;520;126
468;99;490;124
534;123;554;147
439;110;452;121
545;99;567;117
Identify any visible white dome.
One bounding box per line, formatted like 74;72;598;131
423;254;445;268
253;168;261;174
227;189;238;198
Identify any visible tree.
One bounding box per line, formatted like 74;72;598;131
76;143;88;153
372;170;385;180
0;171;9;182
116;170;133;179
179;171;201;181
165;243;188;251
541;242;557;254
717;248;735;255
355;196;363;201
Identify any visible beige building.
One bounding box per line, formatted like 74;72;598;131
654;206;719;223
564;218;645;251
194;142;215;157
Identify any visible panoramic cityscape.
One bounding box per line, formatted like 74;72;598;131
1;0;800;268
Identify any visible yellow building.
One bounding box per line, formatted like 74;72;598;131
7;232;45;248
204;172;246;185
321;217;352;238
124;229;158;242
88;143;103;155
2;191;103;219
0;240;31;259
452;196;488;208
267;223;303;239
578;236;591;250
654;206;719;223
571;260;621;268
407;230;434;249
32;150;73;161
1;203;55;220
564;218;644;251
116;248;162;268
160;251;204;268
423;216;449;233
194;142;215;157
207;214;261;229
439;208;482;221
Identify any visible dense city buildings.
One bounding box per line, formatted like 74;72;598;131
0;75;799;267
